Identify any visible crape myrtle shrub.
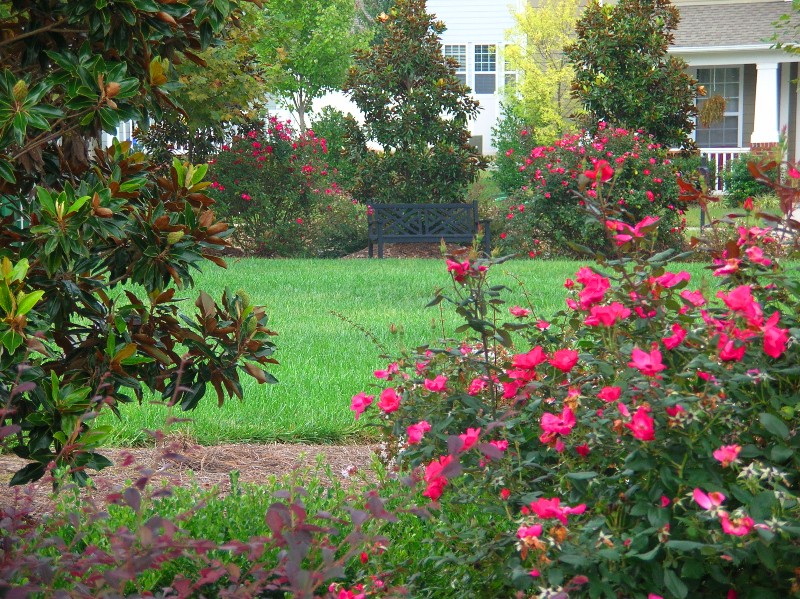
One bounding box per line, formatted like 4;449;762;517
351;159;800;597
498;124;686;258
207;116;368;257
0;0;278;486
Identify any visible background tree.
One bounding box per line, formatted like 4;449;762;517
254;0;368;133
0;0;276;485
566;0;699;149
504;0;583;142
344;0;487;204
137;7;266;164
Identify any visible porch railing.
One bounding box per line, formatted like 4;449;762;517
698;147;750;193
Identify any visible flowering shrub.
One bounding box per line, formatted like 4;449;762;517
498;125;686;258
355;167;799;596
208;117;339;256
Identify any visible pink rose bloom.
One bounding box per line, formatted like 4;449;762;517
597;386;622;402
528;497;587;524
407;421;431;445
625;406;655;441
663;323;687;350
423;455;453;500
490;439;509;452
446;259;471;283
651;270;691;289
509;305;531;318
350;392;374;420
516;524;543;539
719;512;754;536
467;377;489;396
458;427;481;452
377;387;401;413
713;444;741;467
374;362;399;379
549;348;579;372
763;312;789;358
628;347;666;377
584;302;631;327
718;335;746;362
680;289;706;307
541;406;577;436
745;245;771;266
424;375;448;393
693;488;726;510
512;346;548;370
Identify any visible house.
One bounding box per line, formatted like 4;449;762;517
427;0;527;155
427;0;800;182
670;0;800;187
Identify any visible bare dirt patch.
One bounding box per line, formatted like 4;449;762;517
0;441;377;516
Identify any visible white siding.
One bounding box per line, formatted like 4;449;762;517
428;1;521;42
428;0;524;154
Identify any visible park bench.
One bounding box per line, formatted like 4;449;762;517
367;201;491;258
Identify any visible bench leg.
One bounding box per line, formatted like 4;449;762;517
378;240;384;259
368;240;373;258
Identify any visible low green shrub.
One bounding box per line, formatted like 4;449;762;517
310;107;370;195
722;153;777;208
207;117;337;256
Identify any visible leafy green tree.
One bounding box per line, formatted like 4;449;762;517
255;0;368;133
344;0;488;204
0;0;276;485
566;0;699;149
505;0;582;141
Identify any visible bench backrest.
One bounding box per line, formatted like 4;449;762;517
368;202;479;238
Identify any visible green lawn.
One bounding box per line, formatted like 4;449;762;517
97;257;713;446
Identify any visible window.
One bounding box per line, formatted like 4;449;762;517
444;44;467;86
474;44;496;94
695;67;742;148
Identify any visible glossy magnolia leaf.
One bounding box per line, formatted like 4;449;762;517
9;461;47;485
0;158;14;183
15;290;44;316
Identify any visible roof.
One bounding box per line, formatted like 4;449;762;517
673;2;796;48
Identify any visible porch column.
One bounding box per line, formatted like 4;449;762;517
751;62;780;147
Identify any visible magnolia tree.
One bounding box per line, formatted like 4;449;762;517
0;0;276;485
566;0;699;149
344;0;488;204
352;161;799;596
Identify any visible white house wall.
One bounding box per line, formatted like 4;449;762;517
428;0;525;154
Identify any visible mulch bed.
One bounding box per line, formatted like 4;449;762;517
0;441;377;516
343;242;471;259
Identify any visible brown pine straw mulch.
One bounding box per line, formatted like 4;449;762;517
0;439;378;517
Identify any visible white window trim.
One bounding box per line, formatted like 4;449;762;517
473;43;498;95
693;65;744;149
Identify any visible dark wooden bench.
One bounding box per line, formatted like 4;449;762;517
367;201;491;258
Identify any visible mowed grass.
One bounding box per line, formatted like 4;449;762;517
97;257;714;447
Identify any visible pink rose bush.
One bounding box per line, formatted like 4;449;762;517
352;177;799;597
497;126;686;258
207;117;368;257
